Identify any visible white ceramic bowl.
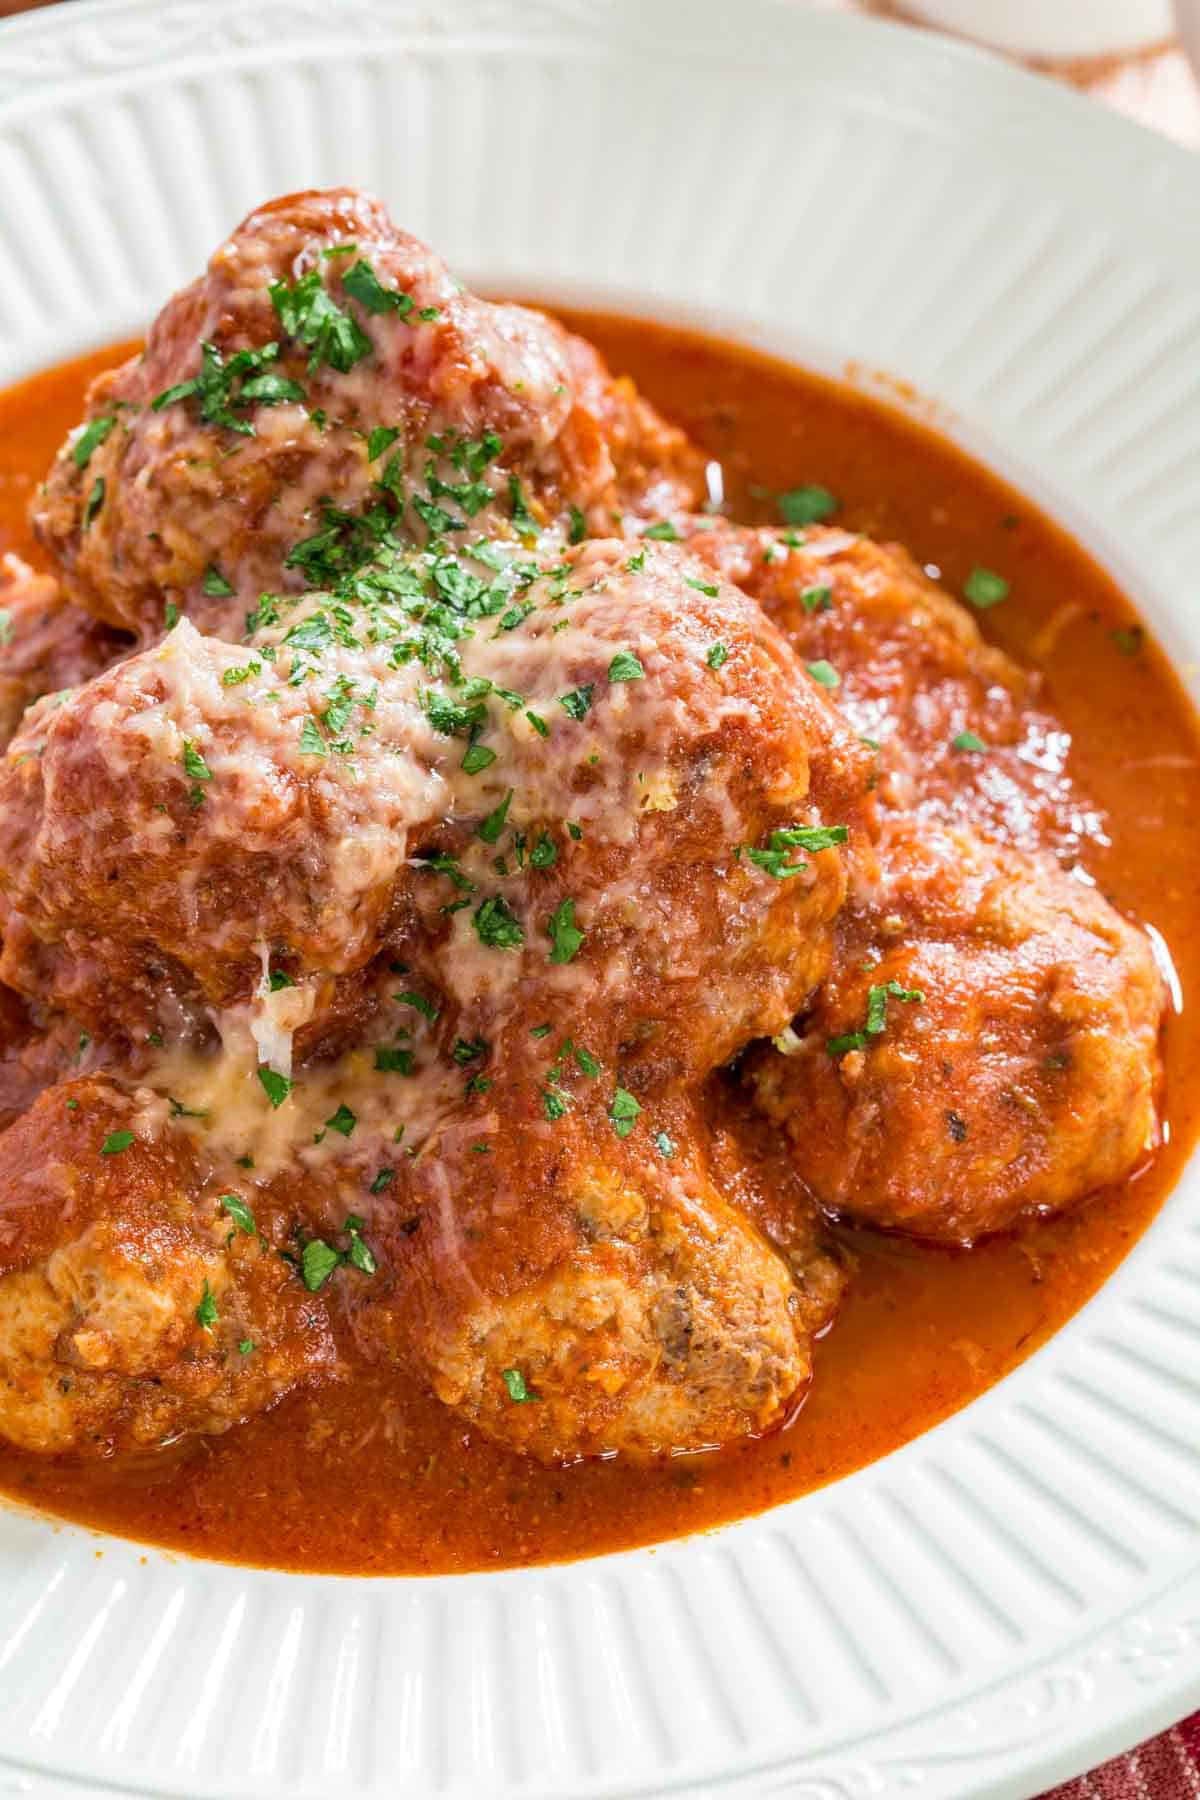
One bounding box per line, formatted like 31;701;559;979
1;4;1199;1797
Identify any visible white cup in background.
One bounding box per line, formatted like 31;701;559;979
902;0;1200;71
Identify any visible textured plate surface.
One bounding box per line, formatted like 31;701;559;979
1;2;1200;1796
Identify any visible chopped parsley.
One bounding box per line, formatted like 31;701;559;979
219;1194;257;1236
653;1130;676;1158
370;1167;396;1193
299;1214;378;1290
508;476;539;537
473;895;525;949
827;979;924;1057
341;259;414;318
529;834;557;869
257;1067;293;1107
777;485;838;526
558;683;594;721
461;743;496;775
269;270;373;373
739;821;847;878
568;505;587;545
963;566;1009;609
805;659;839;689
72;415;116;469
82;476;105;529
396;989;439;1021
301;1239;342;1292
501;1367;539;1403
375;1046;415;1074
324;1102;357;1138
801;585;832;614
298;717;328;757
547;897;584;963
181;739;212;783
479;788;514;844
687;578;720;599
367;424;401;461
952;730;987;753
195;1281;219;1331
643;520;680;541
152;339;303;434
706;643;729;671
268;968;295;991
202;564;235;598
1111;625;1144;657
608;649;645;683
610;1087;642;1139
100;1129;134;1156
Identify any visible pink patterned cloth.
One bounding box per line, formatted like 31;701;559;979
1041;1713;1200;1798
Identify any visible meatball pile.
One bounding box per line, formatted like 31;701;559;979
0;189;1164;1465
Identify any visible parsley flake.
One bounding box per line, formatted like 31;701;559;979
72;415;116;469
558;683;594;721
301;1239;342;1292
608;650;645;683
341;259;414;318
610;1087;643;1139
219;1194;256;1235
100;1129;134;1156
324;1103;357;1138
479;788;513;844
473;895;525;949
82;476;105;529
195;1281;219;1331
462;743;496;775
269;270;373;373
963;567;1009;609
202;564;235;598
257;1067;292;1107
502;1367;539;1403
778;485;838;526
181;739;212;783
547;897;584;963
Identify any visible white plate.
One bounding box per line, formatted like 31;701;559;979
1;2;1200;1796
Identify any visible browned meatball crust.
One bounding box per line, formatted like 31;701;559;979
749;819;1164;1244
0;1077;338;1454
0;542;870;1062
33;189;704;642
684;520;1095;860
0;554;128;750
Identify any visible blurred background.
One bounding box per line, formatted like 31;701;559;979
10;0;1195;146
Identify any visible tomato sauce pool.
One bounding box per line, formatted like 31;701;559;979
0;316;1198;1575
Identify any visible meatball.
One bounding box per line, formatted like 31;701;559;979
0;554;127;750
684;522;1095;860
0;540;870;1461
749;819;1165;1244
0;541;872;1067
0;1077;337;1455
352;1090;841;1462
33;189;704;642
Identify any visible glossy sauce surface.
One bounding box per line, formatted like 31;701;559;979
0;317;1197;1574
